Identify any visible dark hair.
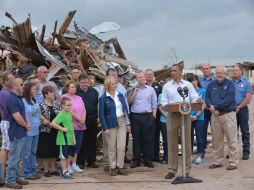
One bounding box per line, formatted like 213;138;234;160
106;68;116;76
61;97;71;106
78;74;88;82
23;82;36;105
42;85;54;98
172;61;184;71
187;74;201;88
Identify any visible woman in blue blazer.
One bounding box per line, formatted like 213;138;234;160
99;76;130;176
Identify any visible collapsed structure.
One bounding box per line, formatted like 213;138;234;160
0;10;138;89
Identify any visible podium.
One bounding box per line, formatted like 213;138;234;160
165;102;203;184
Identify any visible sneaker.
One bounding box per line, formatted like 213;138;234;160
67;165;74;175
61;171;73;180
71;164;83;173
192;156;202;165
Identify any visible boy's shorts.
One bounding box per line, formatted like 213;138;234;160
0;121;10;150
59;145;75;160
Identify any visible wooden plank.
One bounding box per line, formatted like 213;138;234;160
39;24;46;44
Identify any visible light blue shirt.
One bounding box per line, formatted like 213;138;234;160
232;76;253;106
130;85;157;113
199;76;216;89
22;99;41;136
191;88;206;120
158;94;167;123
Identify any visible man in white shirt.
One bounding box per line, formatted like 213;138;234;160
161;63;199;179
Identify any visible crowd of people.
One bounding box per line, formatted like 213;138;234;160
0;63;252;188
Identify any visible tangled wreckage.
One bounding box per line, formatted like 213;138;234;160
0;10;138;89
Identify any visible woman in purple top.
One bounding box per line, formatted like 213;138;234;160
61;81;86;173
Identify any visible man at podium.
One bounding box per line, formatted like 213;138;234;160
161;62;199;179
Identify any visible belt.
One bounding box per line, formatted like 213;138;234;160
219;111;232;116
131;112;152;115
86;114;98;119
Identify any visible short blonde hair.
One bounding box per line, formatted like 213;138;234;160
104;76;116;92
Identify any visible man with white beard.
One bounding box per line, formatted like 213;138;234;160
205;66;239;170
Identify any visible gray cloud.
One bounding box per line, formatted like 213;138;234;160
1;0;254;69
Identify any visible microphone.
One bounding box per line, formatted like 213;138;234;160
177;87;183;97
183;86;189;96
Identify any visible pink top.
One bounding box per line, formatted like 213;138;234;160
61;94;86;130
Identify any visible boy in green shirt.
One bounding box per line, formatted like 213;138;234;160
51;97;76;179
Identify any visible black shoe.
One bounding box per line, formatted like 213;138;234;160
129;162;140;168
116;167;128;176
44;171;52;177
51;171;60;176
87;163;99;168
165;172;175;179
242;153;249;160
153;158;162;162
144;162;154;168
226;155;229;159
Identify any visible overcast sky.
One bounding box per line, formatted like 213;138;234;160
1;0;254;70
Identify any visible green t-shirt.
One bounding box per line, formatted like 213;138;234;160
53;111;74;145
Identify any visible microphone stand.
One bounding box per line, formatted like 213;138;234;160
172;89;202;184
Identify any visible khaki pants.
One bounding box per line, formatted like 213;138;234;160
102;133;109;166
211;112;239;166
167;112;192;175
105;117;127;169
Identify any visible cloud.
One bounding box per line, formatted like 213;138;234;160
1;0;253;70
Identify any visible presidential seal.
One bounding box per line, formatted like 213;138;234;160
179;101;191;115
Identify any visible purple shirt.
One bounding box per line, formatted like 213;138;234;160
0;88;10;120
61;94;86;131
130;85;157;113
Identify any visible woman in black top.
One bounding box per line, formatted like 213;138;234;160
37;85;61;177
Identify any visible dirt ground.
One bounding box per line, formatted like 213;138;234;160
2;104;254;190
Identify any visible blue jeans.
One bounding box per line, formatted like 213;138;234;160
74;130;84;154
160;122;168;162
22;135;39;178
7;137;26;184
236;106;250;154
191;120;205;154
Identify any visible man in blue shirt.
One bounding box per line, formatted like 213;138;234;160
232;65;252;160
205;66;239;171
6;78;30;189
199;64;216;157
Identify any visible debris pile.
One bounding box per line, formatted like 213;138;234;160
0;10;138;89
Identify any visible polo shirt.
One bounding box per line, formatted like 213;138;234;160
7;92;27;141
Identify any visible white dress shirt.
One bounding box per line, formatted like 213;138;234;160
161;79;199;107
106;91;124;117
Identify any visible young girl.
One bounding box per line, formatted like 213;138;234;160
51;97;76;179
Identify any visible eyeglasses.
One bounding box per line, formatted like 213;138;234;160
43;71;49;73
64;104;72;107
